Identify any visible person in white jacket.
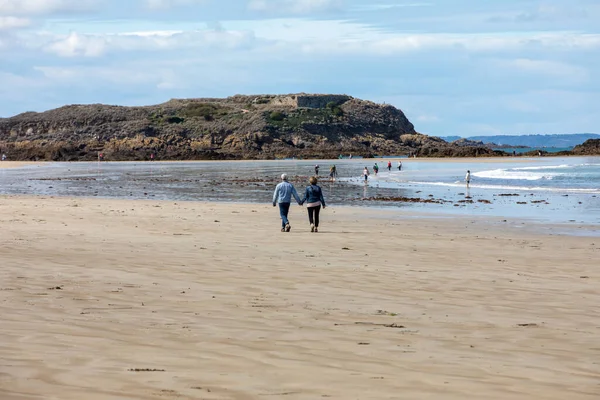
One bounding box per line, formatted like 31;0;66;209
465;170;471;188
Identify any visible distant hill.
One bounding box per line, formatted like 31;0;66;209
0;94;498;160
440;134;600;148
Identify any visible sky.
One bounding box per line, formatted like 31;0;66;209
0;0;599;137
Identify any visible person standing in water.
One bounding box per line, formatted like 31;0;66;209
373;163;379;175
273;174;302;232
300;176;326;233
387;161;392;171
397;160;402;171
465;170;471;188
363;167;370;183
329;165;337;182
314;165;320;176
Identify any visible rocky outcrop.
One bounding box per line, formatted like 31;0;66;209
0;94;498;160
571;139;600;155
451;138;485;147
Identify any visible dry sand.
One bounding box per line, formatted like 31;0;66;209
0;196;598;400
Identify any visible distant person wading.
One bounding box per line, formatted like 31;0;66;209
329;165;338;181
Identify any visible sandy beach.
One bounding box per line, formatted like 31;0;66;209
0;162;42;169
1;196;599;399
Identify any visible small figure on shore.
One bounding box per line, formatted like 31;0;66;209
397;160;402;171
1;154;6;161
315;164;320;176
329;165;338;181
465;170;471;188
373;163;379;175
363;167;370;183
273;174;302;232
150;153;155;161
387;161;392;171
300;176;326;233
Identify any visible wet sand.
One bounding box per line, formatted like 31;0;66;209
0;161;42;169
1;196;599;399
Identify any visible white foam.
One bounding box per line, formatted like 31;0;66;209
472;169;564;181
513;164;571;171
511;163;600;171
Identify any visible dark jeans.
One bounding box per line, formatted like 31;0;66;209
307;205;321;227
279;202;291;227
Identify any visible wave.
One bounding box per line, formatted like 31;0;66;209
511;163;600;171
472;169;564;181
473;162;600;181
513;164;572;171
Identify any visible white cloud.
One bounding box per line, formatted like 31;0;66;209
144;0;207;10
352;3;432;12
248;0;342;14
42;29;260;57
25;21;600;61
44;31;107;57
0;16;31;30
489;3;594;23
297;31;600;55
0;0;97;15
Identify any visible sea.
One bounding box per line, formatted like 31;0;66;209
491;147;573;154
1;156;599;227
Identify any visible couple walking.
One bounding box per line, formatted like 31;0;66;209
272;174;326;233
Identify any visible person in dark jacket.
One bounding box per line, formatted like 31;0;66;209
300;176;326;233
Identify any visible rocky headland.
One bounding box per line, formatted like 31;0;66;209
0;94;498;161
571;139;600;156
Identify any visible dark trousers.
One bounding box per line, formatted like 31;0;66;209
307;205;321;227
279;202;291;227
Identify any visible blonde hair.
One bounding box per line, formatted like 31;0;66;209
309;176;318;185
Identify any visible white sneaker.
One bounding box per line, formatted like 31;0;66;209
310;224;315;232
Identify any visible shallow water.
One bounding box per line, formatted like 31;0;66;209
1;157;599;225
